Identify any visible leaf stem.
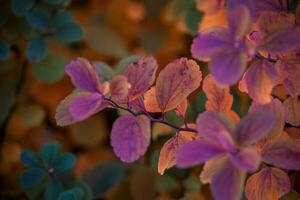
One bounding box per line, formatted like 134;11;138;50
103;97;198;133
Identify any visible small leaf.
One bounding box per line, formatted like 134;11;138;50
20;150;41;168
92;61;114;82
58;191;77;200
0;41;9;60
280;190;300;200
32;55;67;83
116;55;141;74
83;162;125;199
55;22;84;44
110;115;151;163
26;8;50;32
283;97;300;126
11;0;34;16
43;0;64;5
155;175;179;192
44;180;64;200
41;142;61;167
54;153;76;173
20;168;46;188
155;57;202;112
26;37;47;62
183;175;202;192
184;1;204;35
245;167;291;200
51;10;73;29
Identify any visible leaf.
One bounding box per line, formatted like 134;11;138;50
124;56;158;100
54;153;76;173
26;8;50;32
11;0;34;16
20;168;46;188
41;142;61;167
58;191;78;200
55;22;84;44
280;190;300;200
83;162;125;199
68;181;92;200
32;55;67;83
0;89;15;123
155;58;202;112
92;61;114;82
18;104;46;127
20;150;41;168
109;75;130;101
155;175;179;192
116;55;141;74
144;87;161;112
86;25;127;58
183;175;202;192
245;167;290;200
184;1;204;35
0;41;9;60
44;180;64;200
26;37;47;62
110;115;151;162
283;97;300;126
51;10;73;29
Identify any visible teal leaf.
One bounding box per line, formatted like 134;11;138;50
54;153;76;173
11;0;34;16
83;161;125;198
155;175;179;192
115;55;141;74
32;55;67;83
20;168;46;188
43;0;64;5
55;22;84;44
26;37;47;62
44;180;64;200
92;61;114;82
0;41;9;60
26;8;50;32
184;1;203;35
67;182;92;200
41;142;61;167
51;10;73;28
20;150;41;168
58;191;78;200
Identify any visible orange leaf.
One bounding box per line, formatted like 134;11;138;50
283;97;300;126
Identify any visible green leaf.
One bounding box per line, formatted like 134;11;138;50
51;10;73;28
43;0;64;5
55;22;84;44
0;41;9;60
20;150;41;168
58;191;78;200
54;153;76;173
115;55;141;74
155;175;179;192
150;149;160;171
186;91;206;120
20;168;46;188
83;161;125;198
86;25;127;58
27;37;48;62
280;190;300;200
44;180;64;200
92;61;114;82
11;0;34;16
32;55;67;83
40;142;61;167
184;1;203;35
183;175;201;192
26;8;50;32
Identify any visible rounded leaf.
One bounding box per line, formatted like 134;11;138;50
54;153;76;173
20;150;41;168
0;41;10;60
41;142;61;167
110;115;151;162
20;168;46;188
55;22;84;44
26;8;50;32
44;180;64;200
26;37;47;62
11;0;34;16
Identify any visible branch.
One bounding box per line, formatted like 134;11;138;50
103;97;198;133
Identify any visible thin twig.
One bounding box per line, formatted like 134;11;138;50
103;97;198;133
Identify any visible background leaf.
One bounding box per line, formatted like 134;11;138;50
55;22;84;44
0;41;9;60
11;0;34;16
26;37;47;62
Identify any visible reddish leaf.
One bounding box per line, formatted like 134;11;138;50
155;58;202;112
124;56;158;101
110;115;151;163
283;97;300;126
109;75;131;101
245;167;290;200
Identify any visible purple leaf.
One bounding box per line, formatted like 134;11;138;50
228;5;251;40
176;140;226;168
230;146;261;172
110;115;151;163
65;57;102;93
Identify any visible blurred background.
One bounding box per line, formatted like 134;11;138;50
0;0;249;199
